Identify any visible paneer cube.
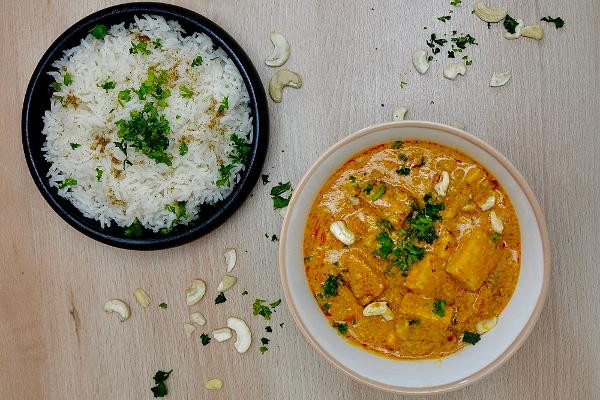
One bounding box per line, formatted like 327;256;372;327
445;228;502;291
339;249;388;305
398;293;452;331
404;255;444;297
327;285;362;322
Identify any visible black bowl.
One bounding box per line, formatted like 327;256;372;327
22;2;269;250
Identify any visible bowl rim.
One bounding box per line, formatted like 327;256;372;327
21;2;269;250
278;121;550;394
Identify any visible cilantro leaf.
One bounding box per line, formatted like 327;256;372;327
335;322;348;334
70;143;80;150
261;174;270;185
158;302;168;309
265;326;272;332
271;182;291;196
215;292;227;304
260;337;270;345
253;299;272;320
152;37;162;49
504;14;519;34
89;24;109;40
191;55;203;67
179;85;194;98
407;194;445;244
463;331;481;345
118;89;131;105
130;41;151;55
217;96;229;112
95;167;103;182
200;333;211;345
63;72;73;86
58;177;77;189
259;346;268;354
270;299;282;308
150;369;172;398
124;219;143;238
396;167;410;175
541;16;565;29
178;142;188;156
451;0;461;5
100;81;116;91
433;299;447;317
438;15;451;22
322;275;339;296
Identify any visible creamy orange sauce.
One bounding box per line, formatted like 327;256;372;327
303;140;520;359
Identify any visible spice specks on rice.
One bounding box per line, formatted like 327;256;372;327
42;15;253;235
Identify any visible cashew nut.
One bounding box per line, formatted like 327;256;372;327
476;316;498;334
204;378;223;390
480;195;496;211
363;301;395;321
521;24;544;40
473;3;508;23
103;299;131;321
217;275;237;292
329;221;356;245
411;49;430;74
184;322;196;338
490;71;512;87
392;107;408;121
490;211;504;233
434;171;450;197
504;19;523;39
190;312;206;326
265;32;290;67
212;327;233;342
268;69;302;103
443;62;466;80
227;316;252;353
224;248;237;273
185;279;206;306
133;288;151;308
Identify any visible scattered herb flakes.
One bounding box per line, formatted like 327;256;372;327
100;81;116;91
95;167;103;182
130;40;151;55
451;0;461;6
322;275;339;296
178;142;188;156
504;14;519;34
152;37;162;49
399;154;408;162
271;234;279;242
462;55;473;66
393;141;404;149
158;302;168;309
265;326;272;333
63;72;73;86
279;323;284;328
69;143;80;150
371;185;386;201
270;299;282;308
407;193;444;244
399;80;407;89
426;33;448;55
191;55;203;67
175;114;181;120
433;299;447;317
200;333;211;345
150;369;172;398
259;346;268;354
217;96;229;112
215;292;227;304
253;299;272;320
51;81;62;91
242;290;248;296
491;232;501;242
448;50;455;58
261;174;270;185
335;322;348;335
364;183;374;194
58;177;77;189
463;331;481;345
124;219;143;237
541;16;565;29
270;181;292;209
89;24;109;40
179;85;194;98
260;337;270;345
438;15;451;23
118;89;131;105
396;167;411;176
323;303;331;311
451;34;477;50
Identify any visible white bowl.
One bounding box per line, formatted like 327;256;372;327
279;121;550;394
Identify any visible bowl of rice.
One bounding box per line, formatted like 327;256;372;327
22;3;268;250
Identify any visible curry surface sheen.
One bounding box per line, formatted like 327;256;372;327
303;140;521;359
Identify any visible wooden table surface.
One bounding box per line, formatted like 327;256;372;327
2;0;599;399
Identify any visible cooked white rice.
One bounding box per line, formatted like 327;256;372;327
42;15;252;232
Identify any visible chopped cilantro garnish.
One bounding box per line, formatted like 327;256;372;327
371;185;386;201
270;299;282;308
541;16;565;29
407;194;444;244
399;154;408;161
451;34;477;49
51;81;62;91
216;164;235;187
491;232;501;241
433;299;447;317
178;142;188;156
393;140;404;148
260;337;270;345
217;96;229;112
270;181;292;209
95;167;103;182
271;234;279;242
451;0;461;6
463;331;481;345
216;134;251;187
152;37;162;49
158;302;168;309
150;369;172;398
89;24;108;40
396;167;410;175
135;69;170;106
63;72;73;86
364;183;374;194
253;299;272;320
426;33;447;55
261;174;270;185
266;326;272;332
58;177;77;189
70;143;80;150
408;319;421;325
335;322;348;334
124;219;143;238
191;55;203;67
159;227;172;235
130;41;151;55
373;231;425;275
438;15;451;22
115;102;172;166
179;85;194;98
504;14;519;34
118;89;131;105
322;275;339;296
215;292;227;304
165;201;188;224
259;346;268;354
100;81;116;91
242;290;248;295
323;303;331;311
400;80;407;89
200;333;211;345
378;219;393;231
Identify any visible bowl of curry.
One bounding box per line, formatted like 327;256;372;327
279;121;549;394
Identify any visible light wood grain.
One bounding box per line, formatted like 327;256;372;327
1;0;599;399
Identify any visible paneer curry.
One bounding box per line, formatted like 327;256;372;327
303;140;520;359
